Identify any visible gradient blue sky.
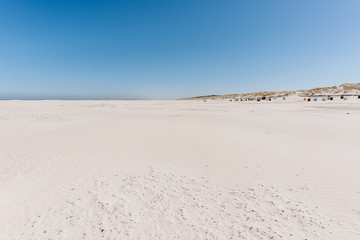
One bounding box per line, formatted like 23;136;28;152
1;0;359;99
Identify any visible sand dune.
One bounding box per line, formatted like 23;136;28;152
0;99;360;239
182;83;360;100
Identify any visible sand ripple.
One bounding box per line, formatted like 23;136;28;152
6;169;356;240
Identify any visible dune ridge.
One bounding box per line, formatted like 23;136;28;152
181;83;360;100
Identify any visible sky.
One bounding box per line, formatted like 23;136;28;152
0;0;359;99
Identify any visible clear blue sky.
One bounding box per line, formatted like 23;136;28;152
1;0;359;99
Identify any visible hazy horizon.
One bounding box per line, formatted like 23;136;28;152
1;82;359;100
1;0;359;99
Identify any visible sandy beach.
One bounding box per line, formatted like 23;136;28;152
1;99;360;239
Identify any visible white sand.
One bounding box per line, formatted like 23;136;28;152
0;99;360;239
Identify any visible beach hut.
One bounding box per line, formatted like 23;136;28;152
304;98;307;101
268;98;272;101
307;98;311;101
262;96;266;100
322;97;326;101
340;95;344;99
327;96;331;100
314;98;317;101
344;97;347;100
330;97;334;100
283;97;286;100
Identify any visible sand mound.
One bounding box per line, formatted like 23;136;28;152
182;83;360;100
6;169;349;240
